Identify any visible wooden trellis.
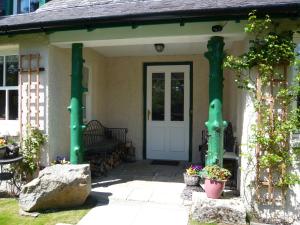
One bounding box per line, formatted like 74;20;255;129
19;54;41;138
255;63;289;205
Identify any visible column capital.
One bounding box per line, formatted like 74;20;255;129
72;43;83;48
205;36;225;61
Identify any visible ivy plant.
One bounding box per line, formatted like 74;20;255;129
224;11;300;203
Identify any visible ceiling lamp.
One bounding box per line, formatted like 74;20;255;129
154;43;165;53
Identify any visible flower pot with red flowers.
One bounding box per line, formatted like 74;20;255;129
201;165;231;199
183;165;203;186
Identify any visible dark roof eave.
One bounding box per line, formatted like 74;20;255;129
0;3;299;35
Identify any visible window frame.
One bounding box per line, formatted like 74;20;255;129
82;65;92;123
0;54;19;121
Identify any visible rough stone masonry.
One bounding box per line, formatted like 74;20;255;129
191;192;247;225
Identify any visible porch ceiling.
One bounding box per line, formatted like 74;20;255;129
91;41;222;57
50;21;247;56
53;34;245;57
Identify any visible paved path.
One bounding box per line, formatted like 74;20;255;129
77;161;190;225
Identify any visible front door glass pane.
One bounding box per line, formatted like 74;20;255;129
8;90;18;120
0;0;4;16
152;73;165;121
0;90;5;120
6;55;18;86
171;72;184;121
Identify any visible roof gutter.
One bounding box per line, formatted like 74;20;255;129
1;3;300;35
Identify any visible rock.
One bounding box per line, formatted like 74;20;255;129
191;192;247;225
19;164;91;212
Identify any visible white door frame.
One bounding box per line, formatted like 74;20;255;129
143;62;192;161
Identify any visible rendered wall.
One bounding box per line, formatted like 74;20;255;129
48;46;71;162
47;46;106;164
0;34;49;164
103;54;237;161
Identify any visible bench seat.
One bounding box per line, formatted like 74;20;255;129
85;138;119;156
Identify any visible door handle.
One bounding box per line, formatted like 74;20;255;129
148;110;151;120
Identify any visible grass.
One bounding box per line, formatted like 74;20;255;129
188;218;228;225
0;197;97;225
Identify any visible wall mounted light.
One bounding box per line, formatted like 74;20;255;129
154;43;165;53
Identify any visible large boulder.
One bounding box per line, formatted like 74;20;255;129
191;192;247;225
19;164;91;212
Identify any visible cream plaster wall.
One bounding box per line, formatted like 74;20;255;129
0;34;50;164
103;53;240;162
104;54;217;161
83;48;106;122
47;46;106;163
48;46;71;162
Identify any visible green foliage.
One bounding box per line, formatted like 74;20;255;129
224;11;300;197
19;126;47;180
0;198;94;225
201;165;231;181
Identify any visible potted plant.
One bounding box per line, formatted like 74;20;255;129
183;165;203;186
0;138;7;159
201;165;231;199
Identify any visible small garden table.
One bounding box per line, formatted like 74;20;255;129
0;156;23;193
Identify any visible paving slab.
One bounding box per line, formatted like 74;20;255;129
78;200;189;225
78;161;190;225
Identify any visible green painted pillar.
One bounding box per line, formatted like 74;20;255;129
39;0;46;7
5;0;13;15
69;43;85;164
204;36;227;167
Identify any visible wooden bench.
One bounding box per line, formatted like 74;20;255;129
83;120;128;158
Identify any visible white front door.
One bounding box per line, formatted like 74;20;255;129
146;65;190;161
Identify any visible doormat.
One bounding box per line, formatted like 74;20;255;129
151;160;179;166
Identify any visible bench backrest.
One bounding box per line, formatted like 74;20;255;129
83;120;128;148
83;120;105;147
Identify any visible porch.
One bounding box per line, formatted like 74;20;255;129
46;21;247;168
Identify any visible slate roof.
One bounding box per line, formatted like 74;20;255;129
0;0;299;34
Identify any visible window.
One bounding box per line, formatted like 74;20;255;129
17;0;39;14
0;0;4;16
0;55;19;120
82;66;91;122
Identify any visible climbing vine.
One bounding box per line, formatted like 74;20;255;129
224;11;300;204
16;126;47;181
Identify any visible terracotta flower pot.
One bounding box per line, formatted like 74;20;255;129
204;178;226;199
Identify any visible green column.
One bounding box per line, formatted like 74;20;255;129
5;0;13;15
204;36;227;167
69;43;85;164
39;0;46;7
